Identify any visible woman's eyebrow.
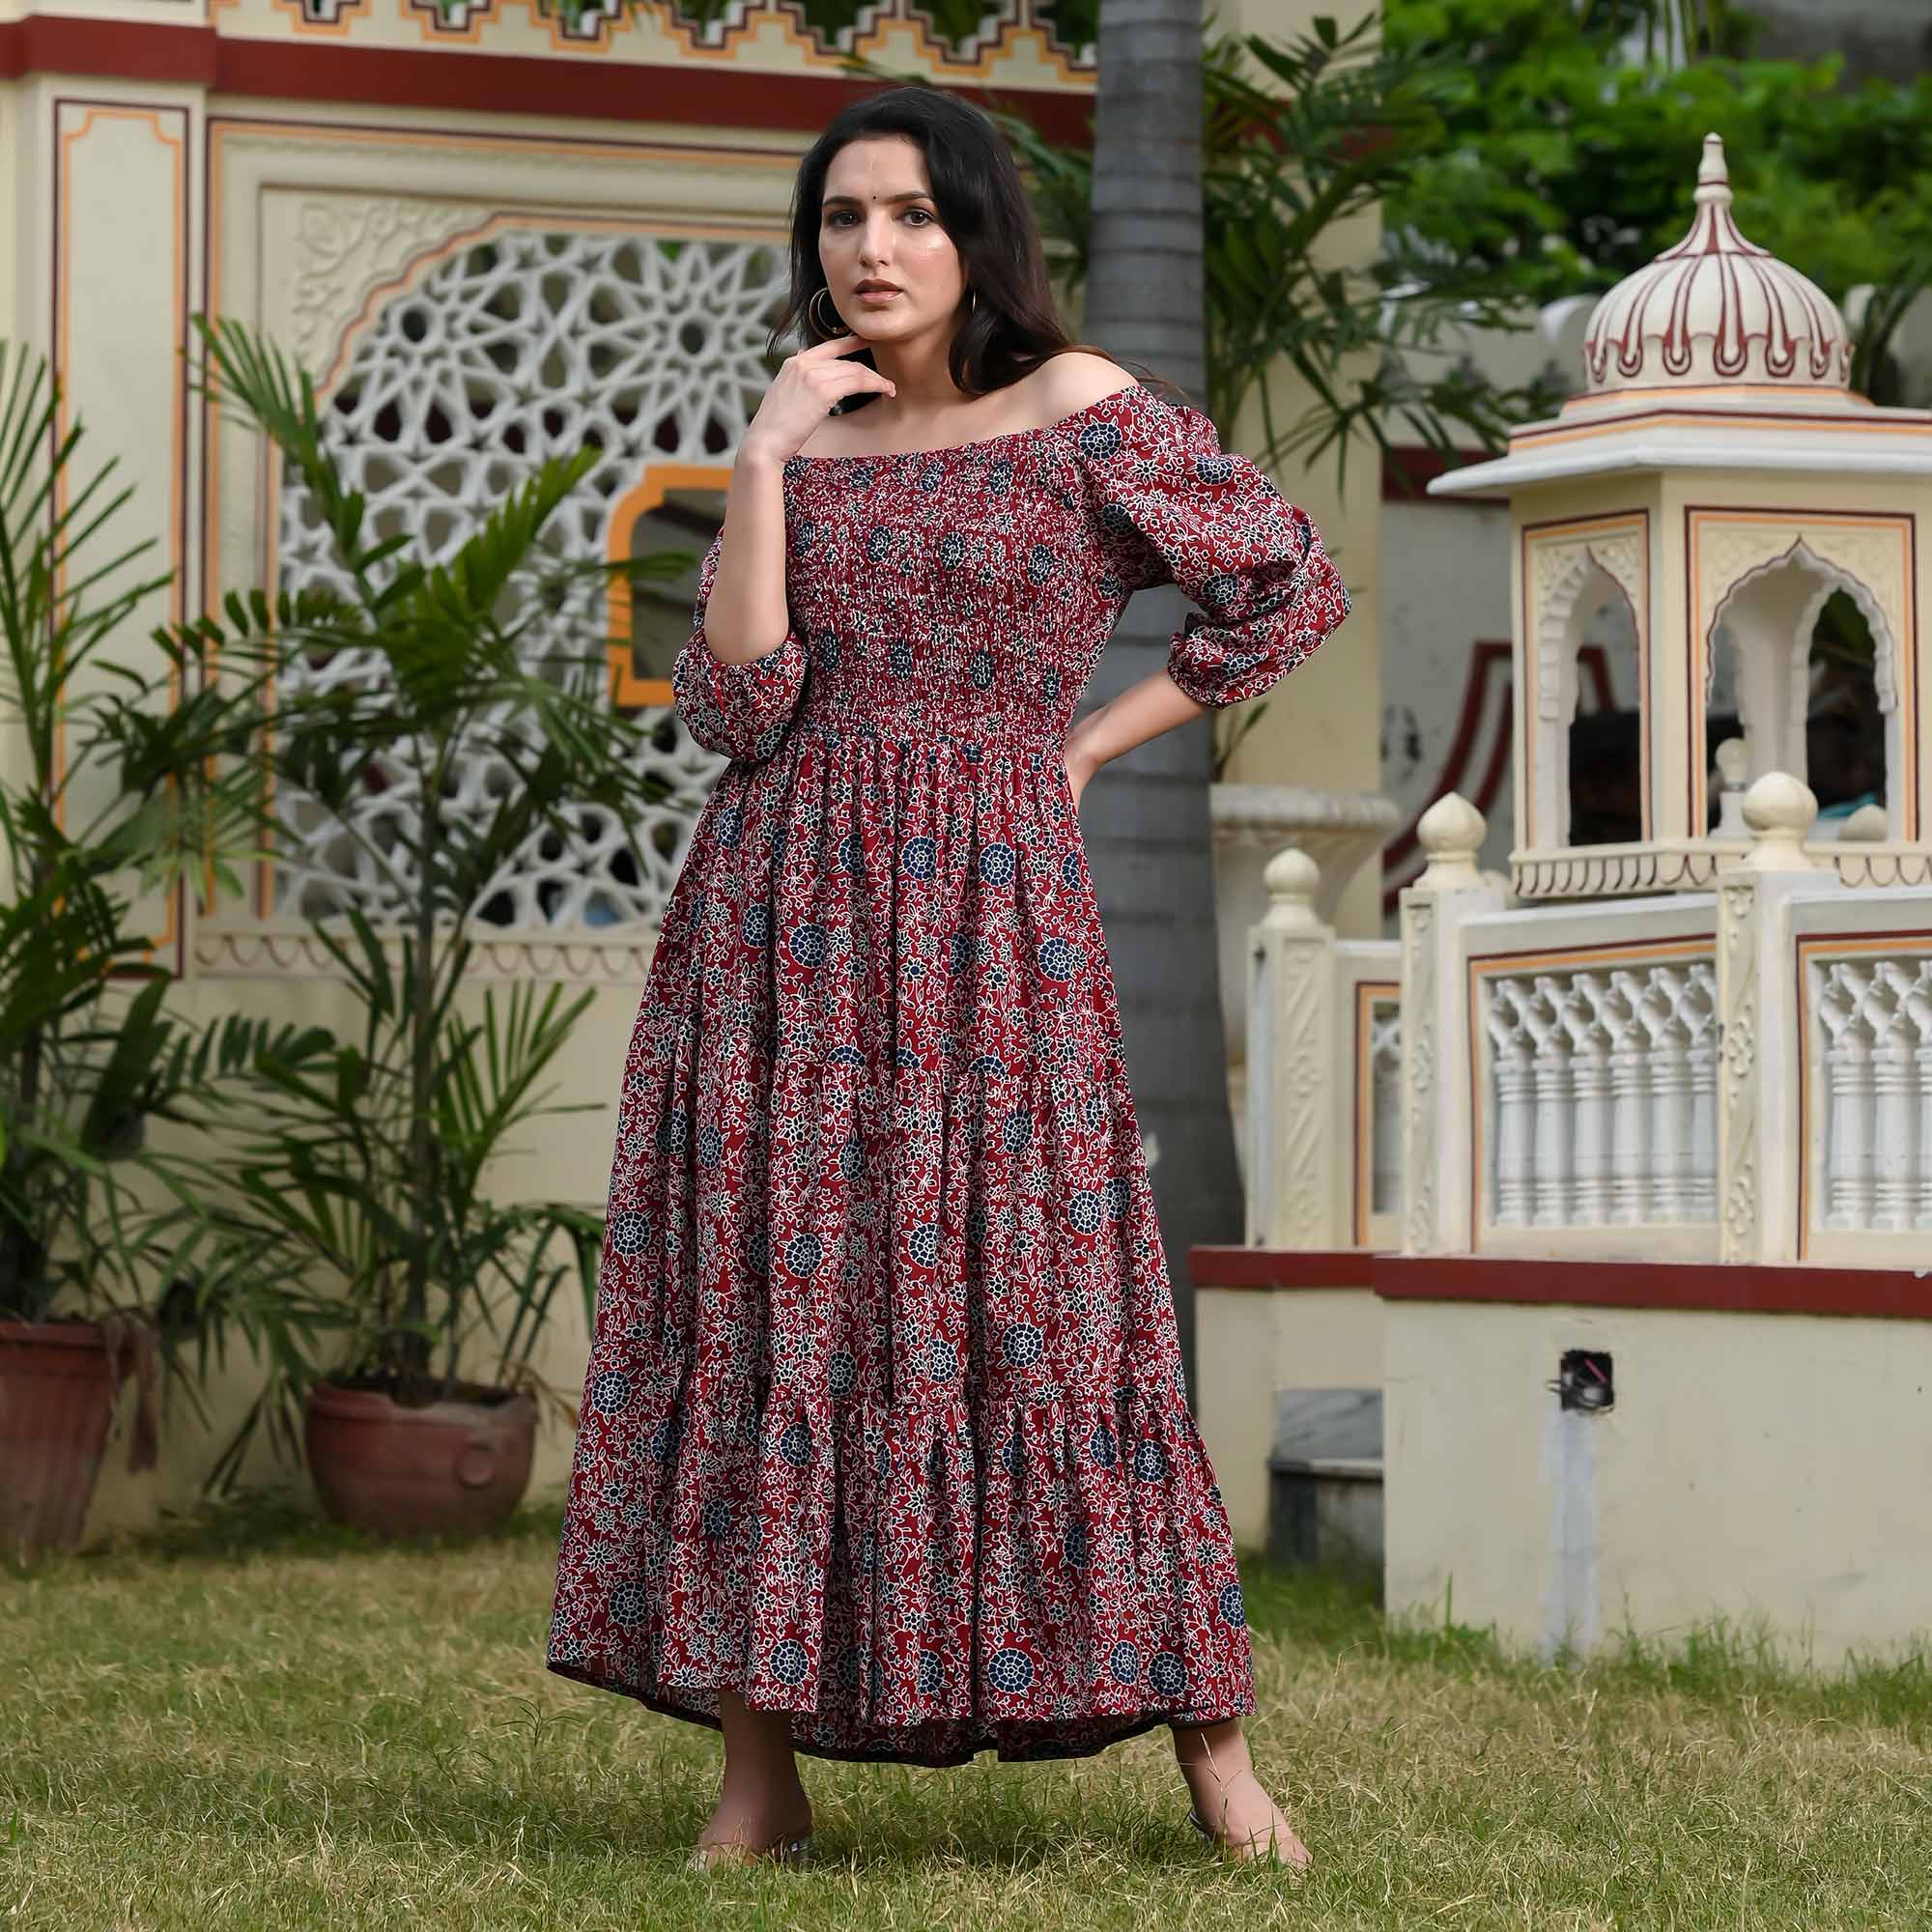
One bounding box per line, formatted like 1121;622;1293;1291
820;190;934;209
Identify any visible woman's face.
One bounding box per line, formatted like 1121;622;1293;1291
817;134;967;347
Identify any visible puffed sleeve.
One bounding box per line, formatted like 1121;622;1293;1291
1059;384;1352;707
668;526;808;763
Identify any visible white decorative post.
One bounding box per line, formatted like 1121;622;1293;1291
1641;968;1695;1221
1716;772;1829;1263
1908;967;1932;1235
1527;977;1578;1228
1400;794;1506;1254
1562;981;1615;1226
1605;969;1653;1226
1869;963;1920;1234
1685;960;1719;1222
1246;846;1340;1248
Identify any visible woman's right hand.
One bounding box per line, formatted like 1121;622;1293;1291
737;333;896;469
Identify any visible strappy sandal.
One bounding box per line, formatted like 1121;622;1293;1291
1178;1725;1312;1870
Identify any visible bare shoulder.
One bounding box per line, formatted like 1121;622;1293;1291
1028;351;1141;423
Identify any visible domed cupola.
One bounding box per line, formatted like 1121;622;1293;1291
1580;132;1854;404
1426;128;1932;904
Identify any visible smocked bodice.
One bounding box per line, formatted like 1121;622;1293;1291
777;430;1124;760
669;381;1353;775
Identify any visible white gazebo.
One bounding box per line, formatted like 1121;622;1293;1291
1429;132;1932;899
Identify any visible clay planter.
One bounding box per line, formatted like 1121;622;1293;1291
0;1320;132;1561
304;1378;537;1539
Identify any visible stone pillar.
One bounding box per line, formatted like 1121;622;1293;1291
1716;772;1833;1264
1245;846;1339;1248
1399;794;1506;1255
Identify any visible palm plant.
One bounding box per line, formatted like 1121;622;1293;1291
0;339;339;1462
177;317;689;1487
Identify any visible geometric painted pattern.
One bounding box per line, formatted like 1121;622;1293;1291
275;231;793;926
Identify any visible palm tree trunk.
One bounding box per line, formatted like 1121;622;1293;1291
1078;0;1240;1406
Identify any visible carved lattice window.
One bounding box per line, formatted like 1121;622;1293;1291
274;229;793;928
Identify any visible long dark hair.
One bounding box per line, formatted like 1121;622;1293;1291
768;85;1170;411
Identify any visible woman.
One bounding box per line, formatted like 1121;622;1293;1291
547;84;1351;1871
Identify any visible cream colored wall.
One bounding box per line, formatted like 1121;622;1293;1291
1386;1297;1932;1667
1195;1285;1382;1550
1;83;23;347
35;41;1388;1532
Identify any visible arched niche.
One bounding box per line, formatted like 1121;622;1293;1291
1528;544;1644;850
1708;539;1900;836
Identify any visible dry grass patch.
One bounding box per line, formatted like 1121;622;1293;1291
2;1499;1928;1928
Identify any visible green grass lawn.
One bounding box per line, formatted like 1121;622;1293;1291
3;1498;1929;1929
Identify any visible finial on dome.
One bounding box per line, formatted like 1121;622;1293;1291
1578;128;1852;395
1693;131;1731;208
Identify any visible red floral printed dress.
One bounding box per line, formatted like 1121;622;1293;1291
547;379;1351;1766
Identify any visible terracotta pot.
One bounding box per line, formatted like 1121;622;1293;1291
0;1320;131;1560
304;1380;537;1539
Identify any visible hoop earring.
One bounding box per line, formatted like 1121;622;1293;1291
808;287;843;337
968;287;980;314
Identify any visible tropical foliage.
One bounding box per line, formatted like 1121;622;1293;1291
173;318;690;1487
1380;0;1932;404
0;340;340;1445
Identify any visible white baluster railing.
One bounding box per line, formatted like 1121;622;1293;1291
1817;954;1932;1235
1478;956;1719;1231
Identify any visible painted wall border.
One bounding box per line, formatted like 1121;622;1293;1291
50;94;192;967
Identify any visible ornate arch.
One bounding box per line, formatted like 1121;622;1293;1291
1691;509;1915;838
1706;531;1903;835
273;224;795;928
1525;526;1647;849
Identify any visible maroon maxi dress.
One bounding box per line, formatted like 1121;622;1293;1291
546;380;1353;1767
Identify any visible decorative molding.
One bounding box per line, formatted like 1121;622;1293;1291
1400;898;1437;1253
1521;512;1650;853
1517;842;1932;898
1716;874;1760;1261
192;923;659;983
0;16;1100;129
1835;848;1932;889
1272;935;1331;1247
1531;533;1643;726
289;192;492;373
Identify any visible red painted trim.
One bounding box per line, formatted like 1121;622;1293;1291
1188;1245;1378;1291
0;17;1094;144
1381;442;1500;502
1;17;217;84
1377;1254;1932;1321
1190;1248;1932;1321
